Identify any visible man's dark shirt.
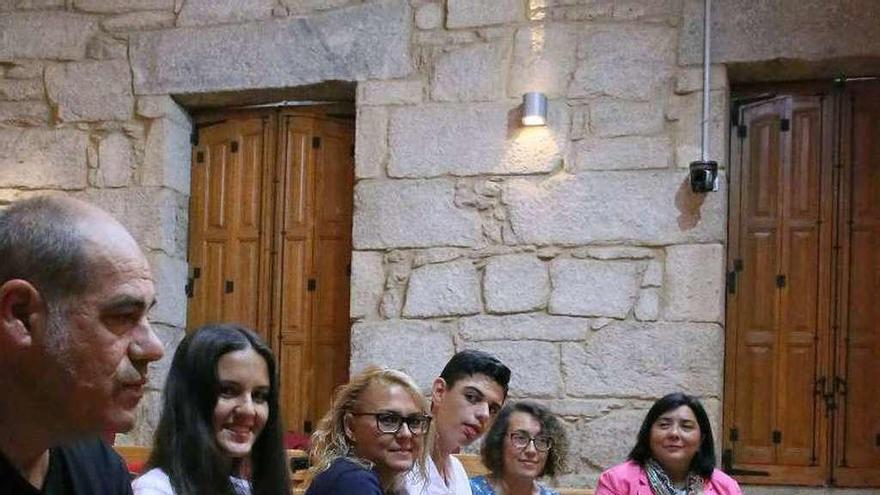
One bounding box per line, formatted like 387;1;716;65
0;438;133;494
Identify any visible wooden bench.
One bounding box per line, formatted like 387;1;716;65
288;449;309;491
116;445;313;494
115;447;592;495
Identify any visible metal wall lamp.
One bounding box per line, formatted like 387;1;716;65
521;92;547;126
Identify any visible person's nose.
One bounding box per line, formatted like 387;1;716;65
523;439;538;456
129;319;164;363
234;396;257;422
474;402;490;423
396;421;414;440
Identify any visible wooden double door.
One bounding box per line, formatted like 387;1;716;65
186;108;354;435
724;80;880;487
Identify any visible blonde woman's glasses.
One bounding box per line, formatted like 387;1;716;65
352;412;432;435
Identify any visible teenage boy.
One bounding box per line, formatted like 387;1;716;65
406;349;511;495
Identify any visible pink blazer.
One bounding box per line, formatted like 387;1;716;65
595;461;743;495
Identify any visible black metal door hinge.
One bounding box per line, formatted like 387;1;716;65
225;280;234;293
196;151;204;164
772;430;782;444
729;427;739;442
737;125;747;138
230;140;239;153
780;118;790;131
312;136;321;149
727;259;743;294
307;278;316;291
185;267;201;298
776;274;786;288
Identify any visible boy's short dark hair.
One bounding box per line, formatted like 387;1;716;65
439;349;511;397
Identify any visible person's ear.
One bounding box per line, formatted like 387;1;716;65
431;377;448;405
0;279;44;347
343;412;355;442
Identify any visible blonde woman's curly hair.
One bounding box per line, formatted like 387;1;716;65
305;366;431;491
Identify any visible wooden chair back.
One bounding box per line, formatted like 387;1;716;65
453;453;490;477
113;445;151;477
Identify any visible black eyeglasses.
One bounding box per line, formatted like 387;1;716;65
508;431;552;452
351;411;432;435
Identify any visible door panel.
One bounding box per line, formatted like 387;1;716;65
189;125;235;327
226;119;266;331
307;118;353;427
276;118;315;434
776;99;824;467
731;98;786;468
834;82;880;486
279;341;306;436
273;112;354;435
726;96;830;485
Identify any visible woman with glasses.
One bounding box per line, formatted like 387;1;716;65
304;367;431;494
595;393;742;495
470;401;568;495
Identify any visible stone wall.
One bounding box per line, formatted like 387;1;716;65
350;0;728;486
1;0;877;490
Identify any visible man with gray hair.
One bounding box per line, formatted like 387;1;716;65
0;195;165;494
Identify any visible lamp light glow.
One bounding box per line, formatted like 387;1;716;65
522;92;547;126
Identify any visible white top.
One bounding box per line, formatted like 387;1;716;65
132;467;251;495
404;455;473;495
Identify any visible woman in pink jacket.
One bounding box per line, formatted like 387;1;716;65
596;393;742;495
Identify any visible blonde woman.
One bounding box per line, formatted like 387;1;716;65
304;367;431;494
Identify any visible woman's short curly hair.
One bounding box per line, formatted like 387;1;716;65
480;401;568;478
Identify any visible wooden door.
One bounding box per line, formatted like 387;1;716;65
188;109;354;436
307;117;353;425
725;81;880;488
272;111;353;435
187;114;275;340
724;95;832;485
833;81;880;486
273;114;314;435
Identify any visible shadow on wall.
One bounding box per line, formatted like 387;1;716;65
675;176;708;230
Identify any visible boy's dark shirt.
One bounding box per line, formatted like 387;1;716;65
0;438;133;494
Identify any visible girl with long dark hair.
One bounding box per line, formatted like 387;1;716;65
133;324;290;495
